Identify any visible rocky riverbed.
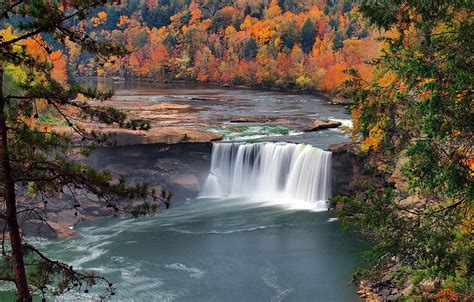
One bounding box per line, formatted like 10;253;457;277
17;141;367;239
17;83;354;239
16;143;213;238
57;81;351;145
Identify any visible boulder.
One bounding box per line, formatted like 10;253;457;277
171;174;199;190
45;198;74;212
55;209;81;225
401;284;414;296
86;192;100;202
330;97;351;105
387;294;401;301
47;222;76;238
80;198;103;212
303;119;341;132
381;288;391;299
229;117;271;123
418;279;439;293
20;220;58;238
59;192;73;201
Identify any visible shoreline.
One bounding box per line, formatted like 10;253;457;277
78;76;351;105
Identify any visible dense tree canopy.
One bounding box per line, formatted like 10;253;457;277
342;0;473;299
35;0;378;92
2;0;471;300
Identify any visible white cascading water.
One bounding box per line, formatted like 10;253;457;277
201;142;332;211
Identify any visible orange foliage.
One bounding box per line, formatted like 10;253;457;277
23;36;67;82
188;1;202;24
71;1;380;92
49;51;67;82
117;15;130;28
317;62;349;91
91;11;107;27
265;0;282;18
435;288;461;302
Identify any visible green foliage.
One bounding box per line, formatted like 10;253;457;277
37;114;68;126
344;0;474;298
243;37;258;59
300;18;317;54
0;1;171;300
281;21;299;50
333;31;344;50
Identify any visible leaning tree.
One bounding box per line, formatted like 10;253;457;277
0;1;169;301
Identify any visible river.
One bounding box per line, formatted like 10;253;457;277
3;83;366;301
33;197;366;301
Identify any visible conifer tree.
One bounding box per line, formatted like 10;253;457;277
0;1;170;300
300;18;316;54
344;0;473;298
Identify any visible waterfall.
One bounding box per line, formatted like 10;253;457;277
201;142;332;210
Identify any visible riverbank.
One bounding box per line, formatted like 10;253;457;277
56;81;350;147
328;142;454;301
19;141;365;239
90;76;351;105
19;84;354;238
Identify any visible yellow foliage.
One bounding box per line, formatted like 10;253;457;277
265;1;282;19
240;16;255;31
307;7;323;20
92;11;107;27
361;121;385;152
377;71;397;87
225;26;237;38
351;106;362;134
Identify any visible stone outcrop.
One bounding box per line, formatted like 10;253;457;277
17;142;213;238
55;125;223;146
329;142;382;196
103;127;223;146
357;260;403;302
303;119;341;132
355;258;442;302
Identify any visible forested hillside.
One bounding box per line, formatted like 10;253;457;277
64;0;378;91
338;0;473;300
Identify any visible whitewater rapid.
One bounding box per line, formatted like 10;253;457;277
201;142;332;211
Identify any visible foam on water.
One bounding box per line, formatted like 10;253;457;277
164;263;206;279
261;268;294;302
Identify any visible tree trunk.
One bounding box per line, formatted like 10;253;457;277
0;64;32;301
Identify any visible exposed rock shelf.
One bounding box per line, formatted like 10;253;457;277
303;119;342;132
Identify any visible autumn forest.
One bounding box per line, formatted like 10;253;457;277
4;0;377;92
0;0;472;301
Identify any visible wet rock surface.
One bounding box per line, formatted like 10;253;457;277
18;84;352;238
329;142;384;196
86;143;212;201
17;143;212;238
52;83;350;146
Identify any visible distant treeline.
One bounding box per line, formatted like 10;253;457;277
64;0;378;91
